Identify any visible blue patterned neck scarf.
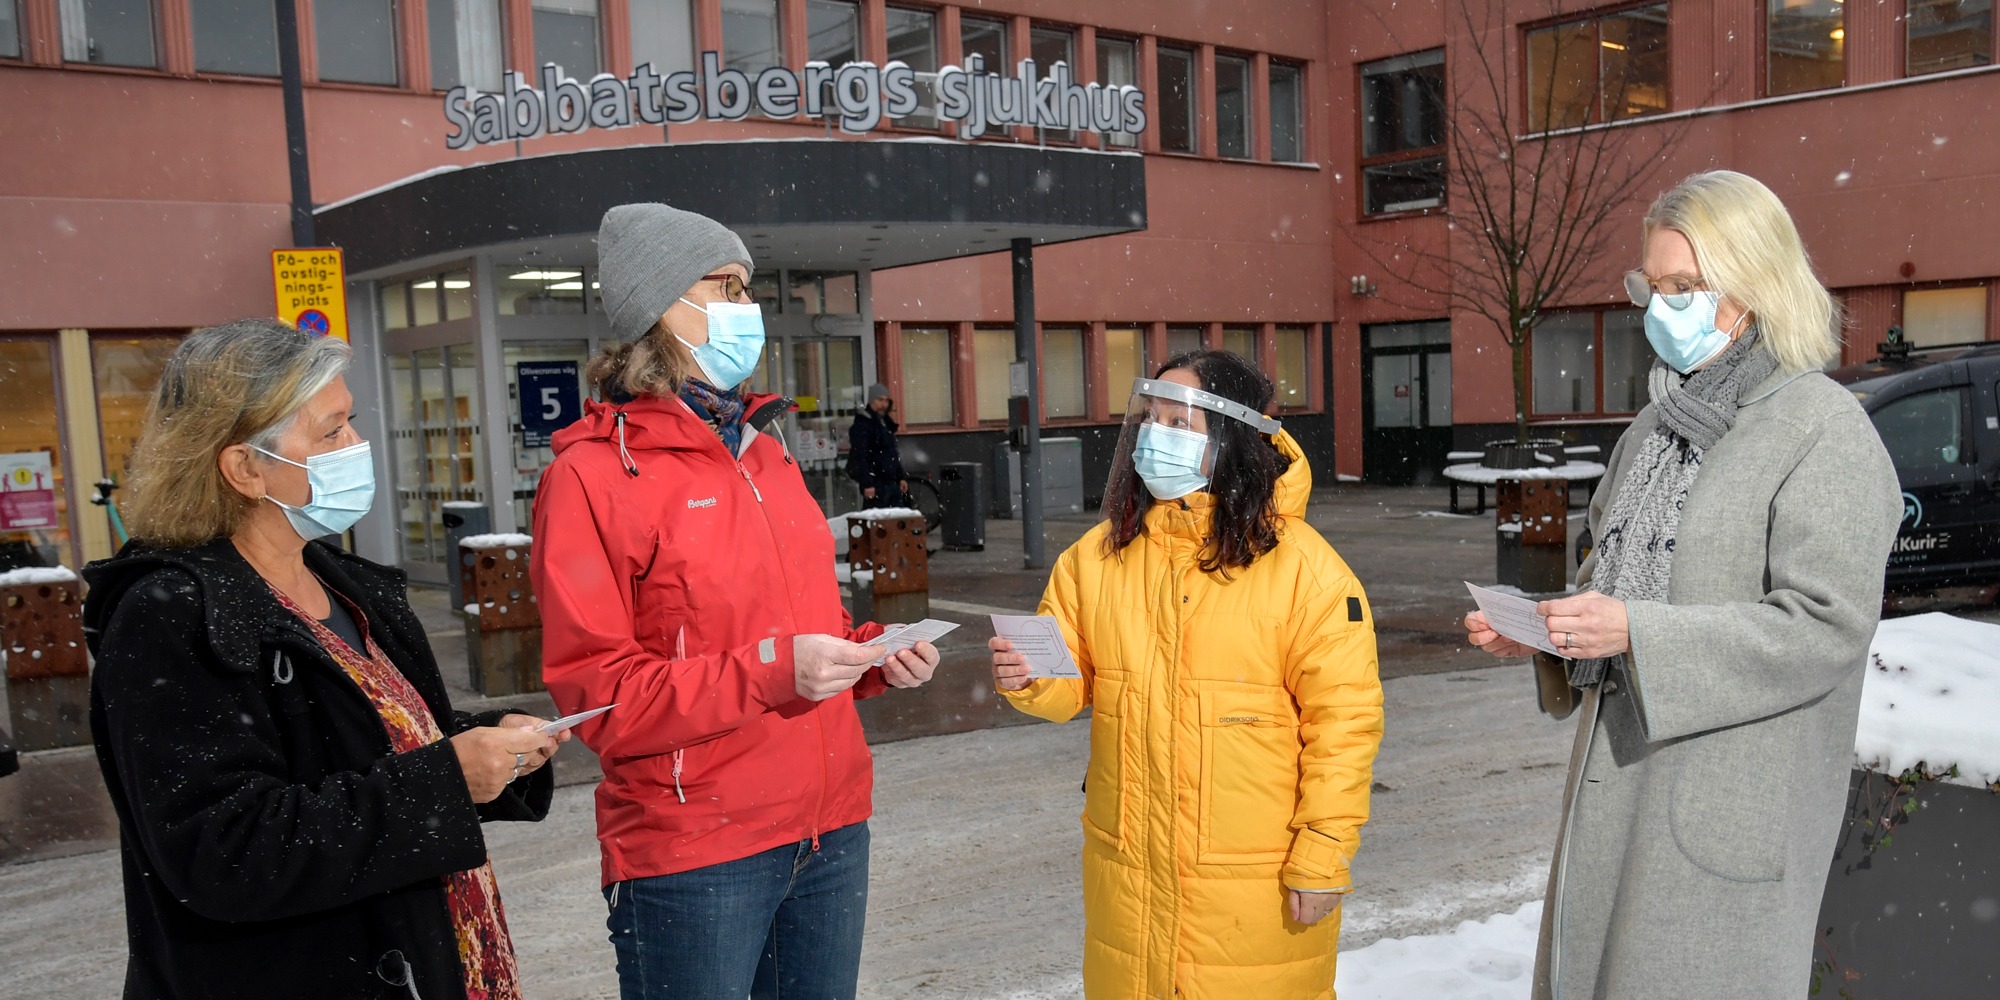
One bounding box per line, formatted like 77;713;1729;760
680;379;746;456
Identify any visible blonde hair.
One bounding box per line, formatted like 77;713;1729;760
586;320;696;399
124;319;351;547
1643;170;1841;372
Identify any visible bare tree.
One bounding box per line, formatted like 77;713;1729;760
1349;0;1692;445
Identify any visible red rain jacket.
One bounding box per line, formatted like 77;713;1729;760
531;393;888;886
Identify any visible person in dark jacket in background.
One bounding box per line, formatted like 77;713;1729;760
848;383;909;508
86;319;561;1000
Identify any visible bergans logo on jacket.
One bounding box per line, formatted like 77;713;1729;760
531;393;891;887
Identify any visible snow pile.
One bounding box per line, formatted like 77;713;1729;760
833;563;875;585
1335;900;1541;1000
844;507;924;521
459;533;534;549
1857;612;2000;787
0;565;78;586
1443;461;1606;484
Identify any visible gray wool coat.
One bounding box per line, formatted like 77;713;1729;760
1529;368;1903;1000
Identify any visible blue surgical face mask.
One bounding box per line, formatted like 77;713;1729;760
255;440;376;540
1132;423;1212;500
1643;291;1742;373
676;298;766;388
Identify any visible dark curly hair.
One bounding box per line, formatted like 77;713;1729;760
1100;350;1288;576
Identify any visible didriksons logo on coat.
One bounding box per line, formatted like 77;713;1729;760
442;52;1147;151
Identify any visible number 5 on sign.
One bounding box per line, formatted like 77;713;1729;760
516;360;582;449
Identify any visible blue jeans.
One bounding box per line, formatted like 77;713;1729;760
605;821;870;1000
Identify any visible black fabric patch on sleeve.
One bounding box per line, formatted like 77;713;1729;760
1347;596;1364;622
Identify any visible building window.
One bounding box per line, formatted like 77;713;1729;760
1526;5;1668;131
1532;313;1596;415
1157;45;1197;153
1029;25;1077;142
1908;0;1993;76
974;326;1014;421
1;0;19;58
1360;50;1445;215
384;270;474;329
1903;285;1989;346
960;13;1005;69
1097;35;1138;148
807;0;857;66
60;0;157;67
499;267;591;315
1274;326;1310;409
317;0;401;85
190;0;277;74
1532;309;1651;416
1768;0;1845;96
1270;60;1304;162
1222;325;1258;364
1105;326;1145;401
723;0;781;73
886;6;939;128
532;0;598;78
1215;52;1252;158
898;327;954;424
1043;327;1087;419
630;0;693;76
431;0;505;90
1166;324;1204;359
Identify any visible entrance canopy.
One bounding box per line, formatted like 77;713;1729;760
316;138;1149;277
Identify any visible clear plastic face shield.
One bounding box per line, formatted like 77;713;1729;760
1107;377;1283;503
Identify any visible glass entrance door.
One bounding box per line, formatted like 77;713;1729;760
781;336;864;513
1363;321;1454;485
386;345;484;582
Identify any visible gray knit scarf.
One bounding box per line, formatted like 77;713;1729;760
1568;332;1780;689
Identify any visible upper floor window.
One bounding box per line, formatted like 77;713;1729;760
1215;52;1252;159
1360;49;1444;215
886;6;939;128
1031;25;1077;143
61;0;157;67
318;0;402;85
533;0;598;78
960;14;1007;73
1526;5;1668;131
1;0;20;58
1907;0;1993;76
432;0;506;90
192;0;277;75
1157;44;1197;153
1768;0;1844;96
723;0;781;73
1270;60;1305;162
807;0;857;66
629;0;693;76
1097;35;1139;148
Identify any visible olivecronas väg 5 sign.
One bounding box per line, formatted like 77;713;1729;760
443;52;1147;151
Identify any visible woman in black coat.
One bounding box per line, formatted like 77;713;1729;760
86;319;562;1000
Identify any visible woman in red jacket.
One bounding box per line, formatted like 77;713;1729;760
531;203;940;1000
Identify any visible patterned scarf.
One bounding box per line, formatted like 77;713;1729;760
1568;331;1781;689
680;379;747;456
271;584;523;1000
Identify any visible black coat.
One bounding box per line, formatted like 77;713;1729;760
847;406;906;492
83;538;553;1000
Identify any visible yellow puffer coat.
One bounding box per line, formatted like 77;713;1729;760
1003;431;1383;1000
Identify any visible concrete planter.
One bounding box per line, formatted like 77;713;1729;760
1815;768;2000;997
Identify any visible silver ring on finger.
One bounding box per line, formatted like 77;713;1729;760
1566;632;1576;649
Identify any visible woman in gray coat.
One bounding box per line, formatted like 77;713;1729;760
1465;170;1903;999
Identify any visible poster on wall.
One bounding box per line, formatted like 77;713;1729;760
517;361;582;448
0;452;57;531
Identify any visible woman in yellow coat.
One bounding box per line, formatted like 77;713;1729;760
991;350;1384;999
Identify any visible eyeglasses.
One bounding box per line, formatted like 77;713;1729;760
700;273;751;302
1624;270;1709;311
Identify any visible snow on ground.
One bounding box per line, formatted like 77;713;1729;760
1858;612;2000;787
1334;901;1541;1000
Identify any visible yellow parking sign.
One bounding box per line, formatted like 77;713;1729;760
272;248;349;341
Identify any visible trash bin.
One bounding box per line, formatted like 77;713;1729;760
939;462;985;551
440;501;490;613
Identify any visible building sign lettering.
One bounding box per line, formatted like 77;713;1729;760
443;53;1147;151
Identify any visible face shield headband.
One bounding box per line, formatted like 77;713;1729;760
1110;378;1283;502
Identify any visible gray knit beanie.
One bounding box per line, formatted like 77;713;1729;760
596;203;754;342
